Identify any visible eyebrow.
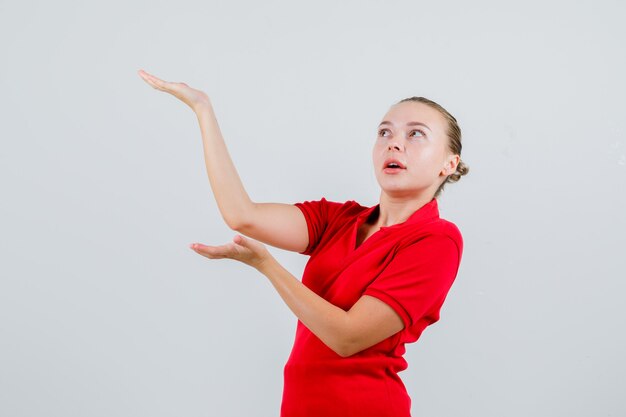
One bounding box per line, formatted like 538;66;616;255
378;121;432;132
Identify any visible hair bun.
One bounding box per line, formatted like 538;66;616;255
448;160;469;183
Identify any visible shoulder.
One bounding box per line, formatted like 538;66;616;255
296;197;368;218
399;217;463;259
430;218;463;247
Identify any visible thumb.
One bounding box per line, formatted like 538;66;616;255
233;234;247;246
234;234;266;251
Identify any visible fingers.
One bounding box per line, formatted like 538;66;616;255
138;69;170;91
138;69;186;95
189;238;255;260
189;236;270;271
190;242;239;259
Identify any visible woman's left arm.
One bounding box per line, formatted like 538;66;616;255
190;235;404;358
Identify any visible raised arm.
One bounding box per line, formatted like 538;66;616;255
138;70;308;253
194;106;309;252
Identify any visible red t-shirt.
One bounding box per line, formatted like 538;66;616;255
280;197;463;417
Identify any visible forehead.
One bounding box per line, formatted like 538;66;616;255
381;101;446;133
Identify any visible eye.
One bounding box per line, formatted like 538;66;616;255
410;129;426;138
378;128;390;137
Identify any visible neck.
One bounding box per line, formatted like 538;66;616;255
374;191;434;227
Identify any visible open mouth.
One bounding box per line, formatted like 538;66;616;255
383;159;406;173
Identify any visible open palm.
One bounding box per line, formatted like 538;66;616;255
189;234;273;271
138;69;210;112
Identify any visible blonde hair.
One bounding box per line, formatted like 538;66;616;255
397;96;469;199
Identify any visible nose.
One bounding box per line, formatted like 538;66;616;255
388;140;404;151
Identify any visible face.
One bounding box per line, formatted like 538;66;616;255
372;101;459;199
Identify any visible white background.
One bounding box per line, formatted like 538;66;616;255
1;0;625;416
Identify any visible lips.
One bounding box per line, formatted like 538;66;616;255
383;158;406;169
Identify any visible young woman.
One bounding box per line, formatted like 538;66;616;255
138;69;469;417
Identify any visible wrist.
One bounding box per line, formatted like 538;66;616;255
256;256;278;275
193;100;213;116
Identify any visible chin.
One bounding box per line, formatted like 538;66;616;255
378;181;412;194
377;179;428;197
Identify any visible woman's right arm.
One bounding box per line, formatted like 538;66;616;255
195;104;309;254
137;70;308;253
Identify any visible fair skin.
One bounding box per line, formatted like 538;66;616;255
137;69;460;357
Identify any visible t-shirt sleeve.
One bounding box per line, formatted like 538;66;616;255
293;197;344;256
363;234;461;329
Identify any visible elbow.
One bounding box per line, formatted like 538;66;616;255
224;216;244;231
333;336;360;358
223;210;251;231
329;316;364;358
335;346;359;358
223;203;255;232
336;348;354;358
228;218;253;234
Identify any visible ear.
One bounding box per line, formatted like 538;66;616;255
440;154;460;176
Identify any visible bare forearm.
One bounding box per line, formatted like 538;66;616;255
257;258;351;357
194;103;254;229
